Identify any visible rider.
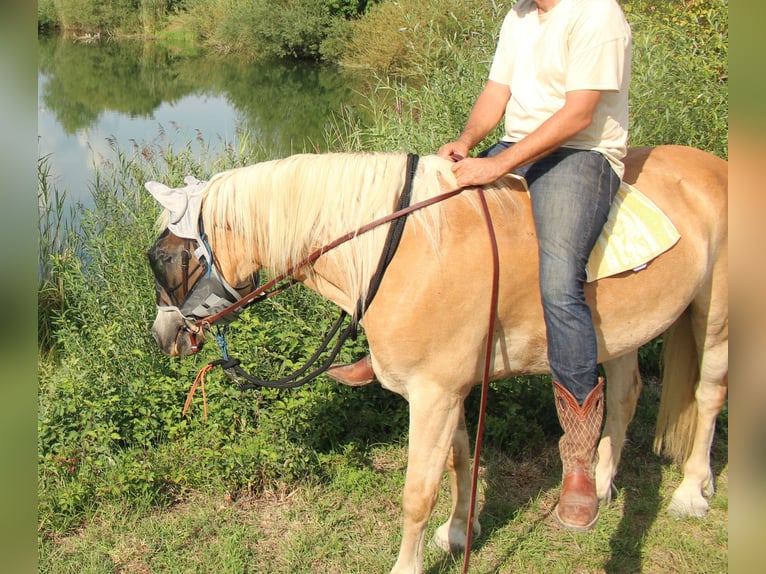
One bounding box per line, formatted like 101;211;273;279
328;0;631;531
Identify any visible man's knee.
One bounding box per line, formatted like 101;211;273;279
538;263;582;308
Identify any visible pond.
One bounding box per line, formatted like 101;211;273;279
37;33;371;206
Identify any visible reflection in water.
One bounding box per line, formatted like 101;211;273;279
37;34;370;203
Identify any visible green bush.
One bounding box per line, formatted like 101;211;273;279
219;0;334;59
52;0;143;34
38;0;59;30
133;0;374;58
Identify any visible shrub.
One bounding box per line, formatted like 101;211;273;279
38;0;59;30
342;0;502;76
178;0;370;60
52;0;143;34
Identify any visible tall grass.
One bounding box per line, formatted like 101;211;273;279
343;0;728;159
38;155;80;356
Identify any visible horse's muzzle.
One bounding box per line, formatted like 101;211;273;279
151;308;205;356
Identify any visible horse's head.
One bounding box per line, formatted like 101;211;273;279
145;177;259;356
146;228;208;355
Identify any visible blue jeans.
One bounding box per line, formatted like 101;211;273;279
481;142;620;403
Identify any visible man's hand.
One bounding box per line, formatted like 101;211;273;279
437;140;470;162
450;156;507;188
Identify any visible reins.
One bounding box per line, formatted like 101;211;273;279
463;188;499;574
189;154;421;391
194;159;466;328
180;155;500;571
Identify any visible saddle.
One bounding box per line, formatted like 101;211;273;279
586;182;680;282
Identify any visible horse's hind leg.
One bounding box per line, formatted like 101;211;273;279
668;371;727;517
391;383;464;574
595;351;642;505
433;406;481;552
668;301;728;517
658;256;728;518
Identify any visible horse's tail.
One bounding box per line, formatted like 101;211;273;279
653;310;699;465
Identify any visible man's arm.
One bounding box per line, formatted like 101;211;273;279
450;89;603;187
438;80;510;161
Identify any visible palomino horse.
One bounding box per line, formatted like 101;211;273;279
146;145;727;574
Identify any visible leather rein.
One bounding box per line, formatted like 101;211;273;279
177;154;500;571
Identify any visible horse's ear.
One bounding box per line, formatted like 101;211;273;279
184;175;204;186
145;181;189;224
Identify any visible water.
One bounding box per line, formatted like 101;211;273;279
37;33;369;206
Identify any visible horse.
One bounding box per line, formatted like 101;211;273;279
145;145;728;574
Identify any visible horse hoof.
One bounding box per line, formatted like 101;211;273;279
597;482;618;506
667;493;709;518
432;521;480;553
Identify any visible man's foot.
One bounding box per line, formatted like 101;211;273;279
555;470;600;531
552;379;604;531
326;355;375;386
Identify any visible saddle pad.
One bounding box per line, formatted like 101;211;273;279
586;182;680;282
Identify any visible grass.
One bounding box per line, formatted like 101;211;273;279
39;385;728;573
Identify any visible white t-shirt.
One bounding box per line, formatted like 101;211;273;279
489;0;631;177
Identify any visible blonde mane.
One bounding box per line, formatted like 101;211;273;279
200;152;507;308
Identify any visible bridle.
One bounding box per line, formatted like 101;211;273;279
147;228;260;350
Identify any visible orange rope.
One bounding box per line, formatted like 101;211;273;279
182;362;213;420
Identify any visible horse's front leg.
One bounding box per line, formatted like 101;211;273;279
596;352;642;504
433;406;481;553
391;384;464;574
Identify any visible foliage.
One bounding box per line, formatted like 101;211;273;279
51;0;141;34
214;0;331;59
38;0;59;30
188;0;370;60
346;0;727;159
342;0;503;76
42;0;377;57
625;0;728;158
39;0;727;544
46;0;190;34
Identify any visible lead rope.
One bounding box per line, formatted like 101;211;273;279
182;363;212;420
183;155;421;395
463;188;500;574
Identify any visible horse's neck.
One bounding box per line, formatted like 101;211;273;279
302;261;359;316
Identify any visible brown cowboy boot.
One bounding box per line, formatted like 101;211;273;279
326;355;375;386
552;378;604;531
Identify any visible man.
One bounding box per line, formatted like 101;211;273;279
328;0;631;531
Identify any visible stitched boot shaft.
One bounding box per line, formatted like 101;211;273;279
553;378;604;531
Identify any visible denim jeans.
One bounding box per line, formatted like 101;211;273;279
481;142;620;403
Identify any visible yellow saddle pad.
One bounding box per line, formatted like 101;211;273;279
586;182;680;282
